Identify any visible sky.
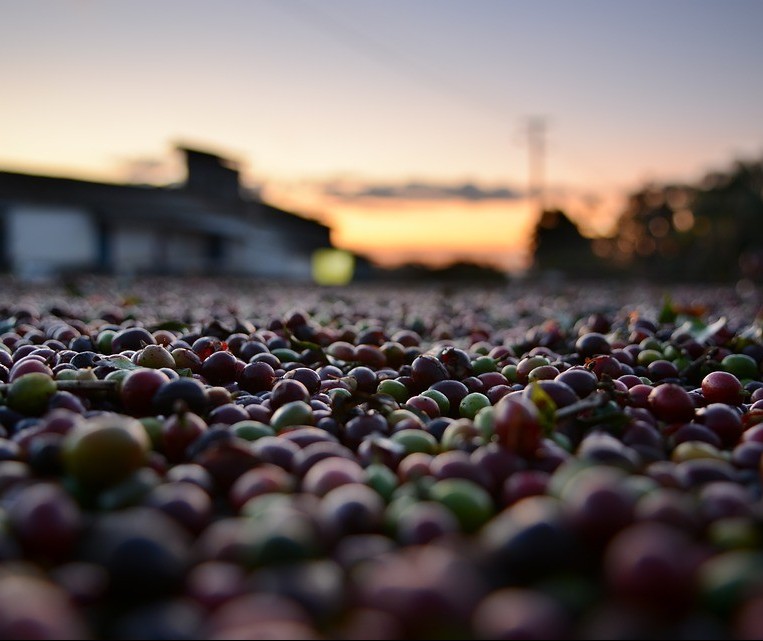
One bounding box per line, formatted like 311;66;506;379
1;0;762;272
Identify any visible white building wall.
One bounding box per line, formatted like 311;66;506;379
7;205;97;278
233;227;311;279
247;229;281;276
223;238;248;274
112;227;161;274
4;203;319;281
165;234;207;274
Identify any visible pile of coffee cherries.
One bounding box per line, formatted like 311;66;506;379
0;277;762;639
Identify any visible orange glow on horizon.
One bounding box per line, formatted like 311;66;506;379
329;198;535;270
0;152;626;275
262;183;540;273
262;180;629;273
353;245;531;273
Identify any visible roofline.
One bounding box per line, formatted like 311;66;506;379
0;168;167;193
174;143;242;169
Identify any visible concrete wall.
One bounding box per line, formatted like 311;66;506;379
111;227;212;275
231;226;313;279
165;232;208;275
111;226;161;275
6;204;97;278
3;203;319;280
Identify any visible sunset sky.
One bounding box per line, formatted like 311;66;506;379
1;0;762;272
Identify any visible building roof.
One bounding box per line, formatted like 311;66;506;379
0;167;331;244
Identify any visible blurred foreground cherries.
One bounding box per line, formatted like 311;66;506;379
0;277;762;639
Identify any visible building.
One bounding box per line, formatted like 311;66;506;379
0;146;334;281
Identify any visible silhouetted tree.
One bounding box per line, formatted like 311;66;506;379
530;209;608;278
605;158;763;282
383;261;508;284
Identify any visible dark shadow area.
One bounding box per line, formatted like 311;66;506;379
376;260;509;284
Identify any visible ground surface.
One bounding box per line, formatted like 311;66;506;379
0;276;762;639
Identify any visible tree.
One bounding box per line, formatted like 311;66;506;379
530;209;608;278
606;158;763;282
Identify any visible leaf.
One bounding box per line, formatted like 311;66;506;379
529;383;557;437
672;316;729;345
282;328;329;364
150;320;189;333
99;357;140;371
672;318;706;340
731;320;763;351
658;295;678;324
694;316;728;345
0;318;16;335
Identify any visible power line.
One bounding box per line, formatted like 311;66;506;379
526;116;547;214
267;0;626;210
267;0;511;124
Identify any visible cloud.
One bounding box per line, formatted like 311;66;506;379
324;180;523;202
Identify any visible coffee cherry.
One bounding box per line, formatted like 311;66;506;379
648;383;696;424
701;371;744;405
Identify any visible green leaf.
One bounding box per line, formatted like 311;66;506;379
282;329;328;364
731;320;763;351
0;318;16;335
673;317;706;338
99;357;140;371
529;383;557;437
658;295;677;324
694;317;728;345
150;320;189;332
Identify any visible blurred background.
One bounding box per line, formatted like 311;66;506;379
0;0;762;285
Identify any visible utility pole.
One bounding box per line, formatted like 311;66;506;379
526;116;547;215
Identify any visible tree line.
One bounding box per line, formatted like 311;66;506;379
531;156;763;283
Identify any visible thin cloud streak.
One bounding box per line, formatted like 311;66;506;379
322;180;523;202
